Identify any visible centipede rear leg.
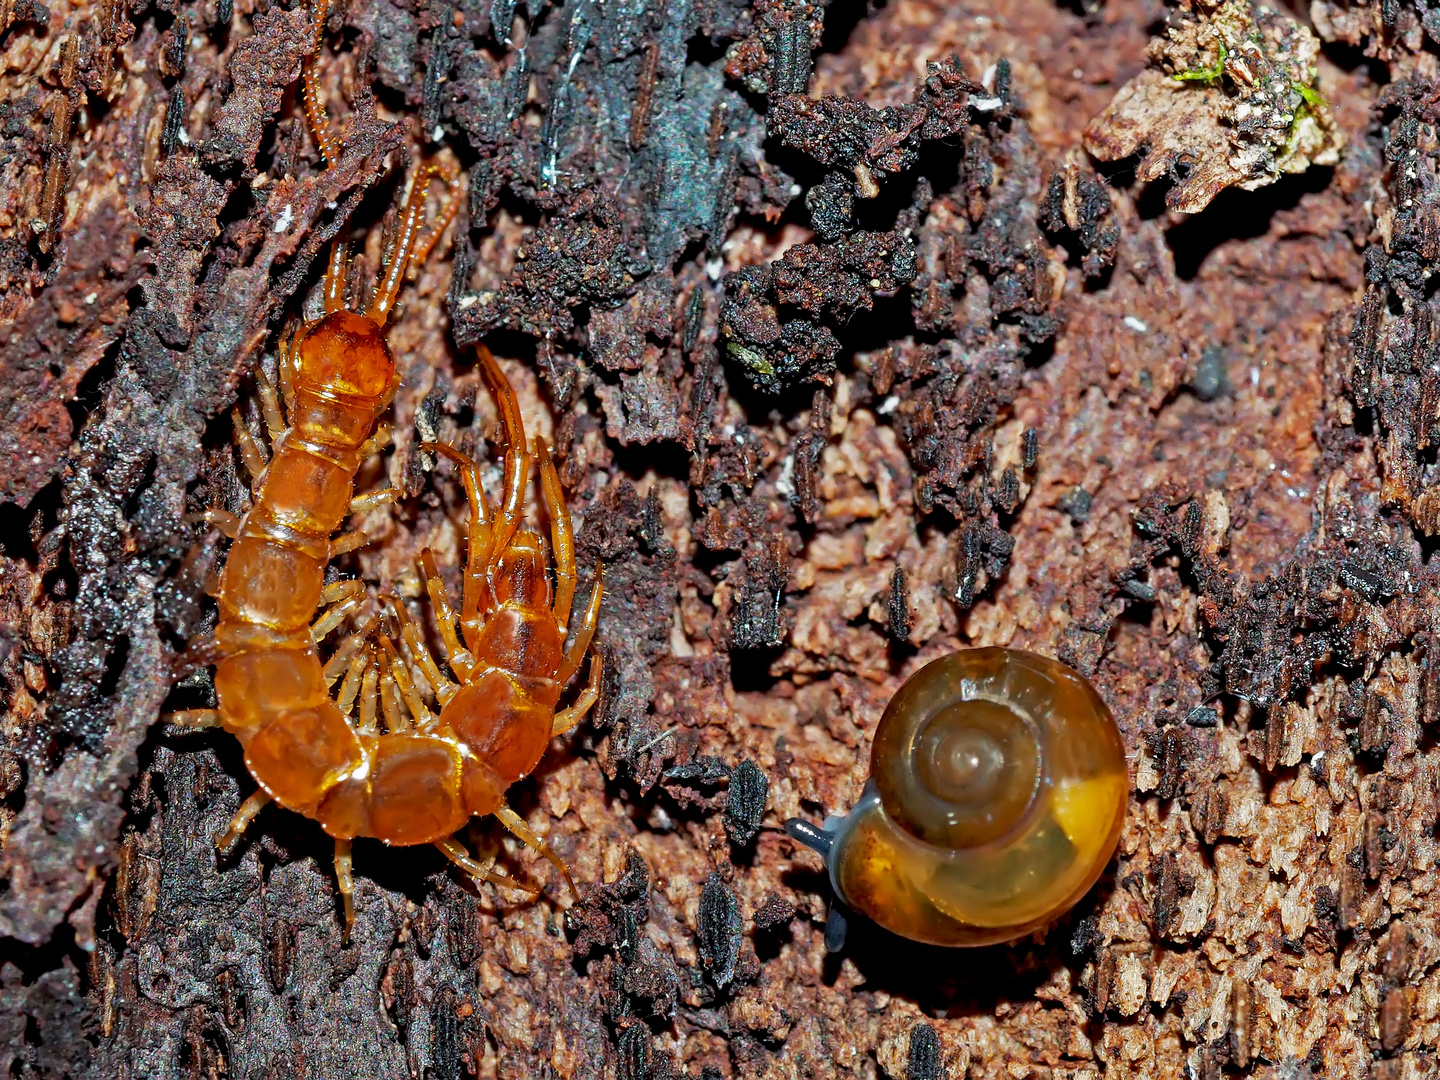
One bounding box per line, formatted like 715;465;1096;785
473;347;532;580
535;437;577;629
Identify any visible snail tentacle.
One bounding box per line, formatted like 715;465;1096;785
784;817;836;856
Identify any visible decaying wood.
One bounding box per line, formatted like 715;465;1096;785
2;0;1437;1077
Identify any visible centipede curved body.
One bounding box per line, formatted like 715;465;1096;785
176;0;604;930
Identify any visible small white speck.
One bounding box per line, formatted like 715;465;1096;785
177;128;190;145
877;395;900;415
1123;315;1148;333
981;63;997;88
457;294;478;309
325;201;337;210
775;453;795;496
705;257;724;281
1250;366;1260;386
84;292;97;304
1072;68;1084;79
432;125;445;142
31;456;42;465
251;172;269;189
788;183;802;197
1312;750;1325;766
970;95;1003;112
273;204;294;233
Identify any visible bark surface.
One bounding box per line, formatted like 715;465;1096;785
0;0;1432;1077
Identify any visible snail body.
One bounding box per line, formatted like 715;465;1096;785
787;648;1128;948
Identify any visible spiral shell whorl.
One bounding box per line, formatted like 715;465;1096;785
824;647;1128;947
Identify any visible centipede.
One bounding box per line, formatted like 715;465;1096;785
171;1;603;935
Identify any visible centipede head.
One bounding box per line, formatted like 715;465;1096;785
296;310;399;402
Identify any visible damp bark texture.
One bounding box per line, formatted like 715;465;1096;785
0;0;1435;1077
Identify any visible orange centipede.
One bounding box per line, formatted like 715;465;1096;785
173;1;603;934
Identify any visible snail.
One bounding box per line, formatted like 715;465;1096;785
786;648;1128;949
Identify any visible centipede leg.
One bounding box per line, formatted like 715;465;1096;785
187;508;240;539
493;805;577;900
535;437;576;631
359;422;392;461
331;530;373;555
165;708;221;729
378;634;435;728
324;240;349;315
255;363;286;444
334;838;355;943
556;567;603;686
277;318;301;418
384;595;458;704
231;408;268;491
433;838;537;896
350;487;400;514
217;790;273;856
420;549;476;681
551;650;601;736
322;612;379;687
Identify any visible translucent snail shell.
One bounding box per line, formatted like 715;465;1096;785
786;648;1128;948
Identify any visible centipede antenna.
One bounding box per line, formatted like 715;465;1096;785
300;0;339;168
366;162;460;325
